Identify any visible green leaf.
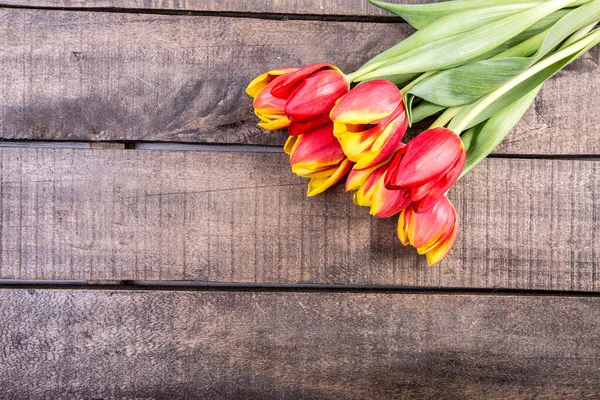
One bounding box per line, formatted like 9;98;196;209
359;3;537;71
411;101;446;124
405;0;600;106
460;86;540;176
357;0;581;79
449;28;600;131
368;0;545;29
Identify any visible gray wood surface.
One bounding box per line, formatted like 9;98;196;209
0;0;403;16
1;289;598;399
1;9;599;154
0;147;596;291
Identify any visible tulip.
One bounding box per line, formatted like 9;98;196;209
284;123;354;196
398;195;459;266
384;127;465;212
345;156;411;218
330;80;408;170
271;63;350;134
246;68;298;130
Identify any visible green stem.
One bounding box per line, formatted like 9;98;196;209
558;21;598;50
451;28;600;133
400;71;436;95
429;107;462;129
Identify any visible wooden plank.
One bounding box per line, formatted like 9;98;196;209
1;289;598;398
0;0;401;16
1;9;599;154
0;147;597;290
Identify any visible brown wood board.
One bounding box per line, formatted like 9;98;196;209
1;9;599;154
0;147;597;290
0;0;418;16
1;289;599;399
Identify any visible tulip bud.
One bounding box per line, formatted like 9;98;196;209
284;123;354;197
271;63;350;134
385;127;465;212
246;68;298;130
345;154;412;219
330;80;408;170
398;195;459;266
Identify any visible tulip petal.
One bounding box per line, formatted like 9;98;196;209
353;166;386;207
246;68;297;98
370;178;411;218
258;116;291;130
307;159;354;196
410;196;455;250
386;128;462;189
397;208;411;246
331;80;401;124
285;69;349;122
354;109;408;170
413;149;466;212
289;124;346;174
346;163;383;192
335;124;385;162
425;217;459;266
270;63;333;99
288;114;332;136
284;135;298;155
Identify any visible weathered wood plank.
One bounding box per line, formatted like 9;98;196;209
1;289;598;399
0;0;402;16
1;9;599;154
0;147;597;290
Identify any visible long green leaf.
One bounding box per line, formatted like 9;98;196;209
460;86;540;176
357;0;580;79
368;0;546;29
359;4;537;71
406;0;600;106
449;29;600;131
411;101;446;124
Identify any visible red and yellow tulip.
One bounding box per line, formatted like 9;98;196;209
330;80;408;170
247;63;350;134
345;156;411;218
268;63;350;136
246;68;298;130
398;195;459;266
284;123;354;196
385;127;465;212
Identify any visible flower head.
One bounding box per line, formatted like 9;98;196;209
385;127;465;212
331;80;408;170
346;156;411;218
270;63;350;135
285;123;353;196
398;195;459;265
246;68;298;130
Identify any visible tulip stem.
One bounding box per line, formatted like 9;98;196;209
451;28;600;133
400;71;437;95
429;107;462;129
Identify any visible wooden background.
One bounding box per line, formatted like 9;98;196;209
0;1;598;398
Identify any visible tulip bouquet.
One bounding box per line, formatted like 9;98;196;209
247;0;600;265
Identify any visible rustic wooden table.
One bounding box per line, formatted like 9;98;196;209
0;1;598;398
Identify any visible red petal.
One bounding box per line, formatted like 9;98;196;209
270;63;333;99
288;114;332;136
285;69;349;122
386;128;462;189
330;80;401;124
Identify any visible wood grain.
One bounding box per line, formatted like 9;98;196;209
1;289;599;399
0;0;404;16
0;9;599;154
0;147;597;290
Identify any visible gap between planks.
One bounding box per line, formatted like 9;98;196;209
0;141;598;159
1;279;600;297
0;3;404;23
